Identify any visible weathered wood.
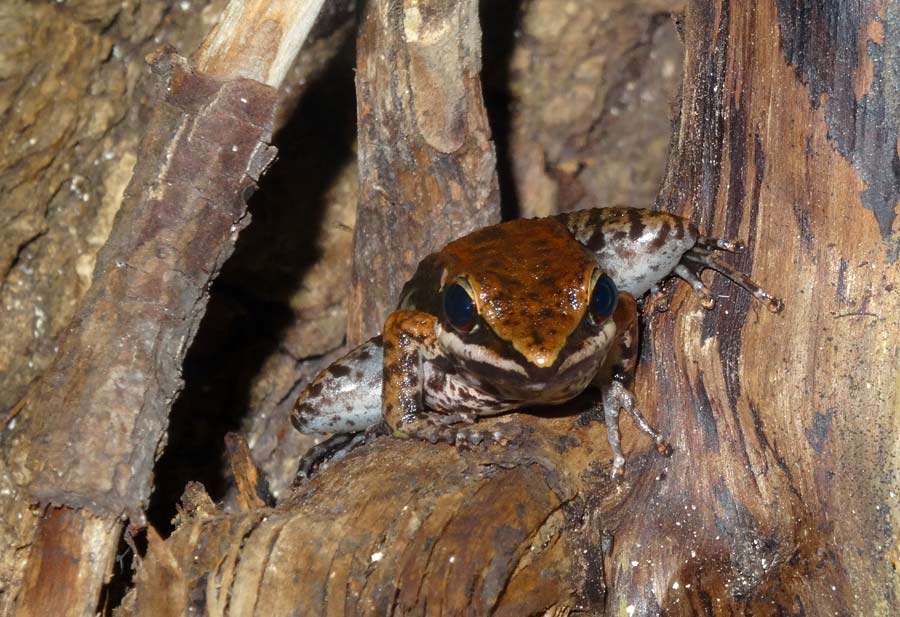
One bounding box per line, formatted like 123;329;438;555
193;0;328;87
127;1;898;614
347;0;501;344
13;49;278;514
16;507;119;617
616;0;899;614
122;413;643;616
224;432;273;511
0;1;329;614
6;52;277;616
22;0;900;615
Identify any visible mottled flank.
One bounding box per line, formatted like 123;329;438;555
558;207;782;312
557;207;698;296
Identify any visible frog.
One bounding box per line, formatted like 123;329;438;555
291;207;782;478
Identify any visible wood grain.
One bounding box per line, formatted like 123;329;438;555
1;1;327;614
347;0;501;344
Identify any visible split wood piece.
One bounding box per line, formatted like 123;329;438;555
11;49;277;514
224;432;274;511
348;0;502;344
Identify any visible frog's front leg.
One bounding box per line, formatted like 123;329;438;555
381;310;436;435
382;310;508;446
596;293;672;478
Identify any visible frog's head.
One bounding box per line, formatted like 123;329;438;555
431;218;622;402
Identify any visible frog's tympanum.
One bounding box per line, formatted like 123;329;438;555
292;208;782;478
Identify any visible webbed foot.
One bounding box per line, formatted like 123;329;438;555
680;238;783;313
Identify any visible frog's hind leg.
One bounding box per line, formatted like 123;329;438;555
291;336;384;435
291;336;387;480
294;424;384;482
681;244;784;313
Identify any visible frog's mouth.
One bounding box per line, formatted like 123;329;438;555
435;320;614;403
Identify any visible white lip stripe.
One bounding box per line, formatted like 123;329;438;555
437;320;615;376
436;328;530;377
558;321;615;373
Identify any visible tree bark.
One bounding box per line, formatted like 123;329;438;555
347;0;501;344
1;1;327;614
626;1;899;613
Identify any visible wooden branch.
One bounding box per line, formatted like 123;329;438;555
122;414;652;616
347;0;501;344
14;49;277;514
3;1;326;614
193;0;328;87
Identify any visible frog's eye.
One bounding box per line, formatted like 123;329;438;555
444;282;477;333
589;273;618;325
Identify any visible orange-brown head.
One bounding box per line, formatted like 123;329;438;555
440;218;598;367
397;217;623;402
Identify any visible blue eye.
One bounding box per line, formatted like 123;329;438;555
590;273;618;324
444;282;477;333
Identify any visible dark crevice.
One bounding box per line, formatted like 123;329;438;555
98;526;146;616
1;229;46;284
480;0;525;220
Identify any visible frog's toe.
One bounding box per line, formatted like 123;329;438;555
696;236;745;252
399;417;523;451
643;284;672;315
397;419;455;445
294;431;368;483
674;264;716;309
458;424;522;449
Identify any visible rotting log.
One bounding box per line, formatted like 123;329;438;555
123;414;634;616
0;1;327;615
